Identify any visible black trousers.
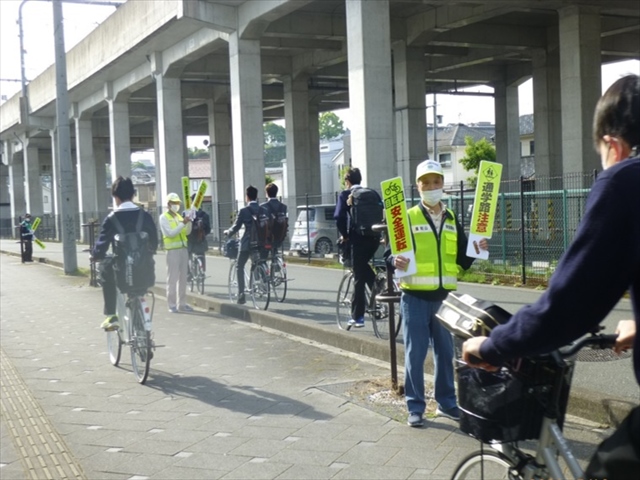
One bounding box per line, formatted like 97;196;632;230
351;236;380;320
236;250;251;295
99;258;117;316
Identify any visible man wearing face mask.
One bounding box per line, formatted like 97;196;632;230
386;159;487;428
159;193;193;313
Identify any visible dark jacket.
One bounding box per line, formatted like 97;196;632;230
480;156;640;385
185;209;211;254
20;219;34;241
92;204;159;260
227;201;268;252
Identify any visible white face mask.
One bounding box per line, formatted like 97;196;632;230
420;188;443;207
170;204;181;213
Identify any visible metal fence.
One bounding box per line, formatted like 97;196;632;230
1;171;598;286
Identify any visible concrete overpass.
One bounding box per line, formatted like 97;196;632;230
1;0;638;237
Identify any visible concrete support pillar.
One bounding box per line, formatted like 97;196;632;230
284;75;319;206
208;99;234;238
346;0;395;191
229;33;264;203
559;6;601;176
49;129;62;240
75;119;98;228
393;41;427;183
94;142;108;215
9;155;26;228
308;102;320;201
0;163;10;234
155;75;185;208
532;44;563;183
108;100;131;182
152;117;162;211
494;81;521;183
23;144;43;217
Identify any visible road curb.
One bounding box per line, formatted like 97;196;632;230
1;248;634;427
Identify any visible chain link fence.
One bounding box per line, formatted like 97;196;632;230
1;171;598;286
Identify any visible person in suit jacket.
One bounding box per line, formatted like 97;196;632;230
91;176;158;331
260;182;288;256
224;185;268;305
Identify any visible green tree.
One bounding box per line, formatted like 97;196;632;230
264;122;286;144
459;136;496;186
319;112;345;140
188;146;209;159
131;161;147;170
265;174;275;185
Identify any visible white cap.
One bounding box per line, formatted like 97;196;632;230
166;192;181;203
416;159;443;180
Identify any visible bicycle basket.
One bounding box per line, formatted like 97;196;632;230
456;358;573;443
223;238;239;259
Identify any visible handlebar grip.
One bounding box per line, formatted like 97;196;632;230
466;354;484;365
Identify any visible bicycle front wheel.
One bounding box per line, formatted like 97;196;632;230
108;293;126;366
271;257;287;303
189;258;196;292
228;261;238;302
336;272;354;330
129;299;151;384
196;258;205;295
451;450;518;480
250;263;270;310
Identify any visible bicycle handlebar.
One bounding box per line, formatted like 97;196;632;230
559;333;618;358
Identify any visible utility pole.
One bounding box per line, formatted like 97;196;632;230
52;0;77;273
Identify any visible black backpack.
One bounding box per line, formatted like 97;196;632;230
109;210;155;294
266;202;288;245
350;187;384;237
249;205;270;250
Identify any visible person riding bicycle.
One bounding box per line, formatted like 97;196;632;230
223;185;269;305
91;176;158;331
184;193;211;277
260;182;288;259
463;74;640;480
334;167;381;328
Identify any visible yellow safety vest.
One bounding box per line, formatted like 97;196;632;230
400;205;459;291
162;212;188;250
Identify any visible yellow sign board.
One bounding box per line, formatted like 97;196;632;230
31;217;41;232
192;180;208;210
467;160;503;259
380;177;416;277
181;176;192;210
34;238;46;250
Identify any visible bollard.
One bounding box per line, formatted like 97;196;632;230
371;222;403;395
82;220;99;287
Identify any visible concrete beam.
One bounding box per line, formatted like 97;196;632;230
238;0;315;39
430;24;547;50
176;0;237;33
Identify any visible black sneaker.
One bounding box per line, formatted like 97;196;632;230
237;294;246;305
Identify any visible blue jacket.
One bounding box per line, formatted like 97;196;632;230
480;156;640;385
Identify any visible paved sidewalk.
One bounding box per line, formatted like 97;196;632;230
0;252;619;479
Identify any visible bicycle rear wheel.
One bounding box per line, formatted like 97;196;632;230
250;263;270;310
129;298;151;384
451;450;518;480
271;257;287;303
369;276;403;340
189;258;196;292
336;272;354;330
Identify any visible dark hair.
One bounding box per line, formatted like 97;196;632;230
345;167;362;185
265;183;278;198
246;185;258;201
111;176;135;201
593;74;640;151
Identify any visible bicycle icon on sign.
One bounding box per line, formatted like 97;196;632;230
384;183;402;196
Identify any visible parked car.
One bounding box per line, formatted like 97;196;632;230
289;204;337;255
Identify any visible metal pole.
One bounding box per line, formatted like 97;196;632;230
433;94;438;163
53;0;78;274
519;176;526;285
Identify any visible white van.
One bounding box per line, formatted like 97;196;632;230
289;204;337;255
